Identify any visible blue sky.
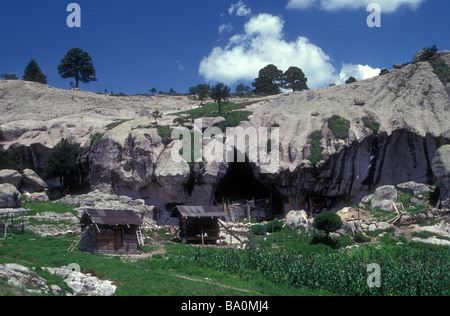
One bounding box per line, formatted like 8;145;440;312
0;0;449;94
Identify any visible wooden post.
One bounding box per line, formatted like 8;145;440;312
309;197;313;218
247;201;251;221
201;225;204;245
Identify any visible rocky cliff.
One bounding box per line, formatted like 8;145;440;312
1;51;449;218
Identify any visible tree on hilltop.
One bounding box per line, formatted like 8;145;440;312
283;66;309;91
57;48;97;88
210;83;230;115
23;59;47;84
252;64;283;95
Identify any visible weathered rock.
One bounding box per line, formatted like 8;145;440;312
412;49;429;64
0;183;21;208
0;169;22;188
0;264;62;295
432;145;450;207
44;266;116;296
23;191;49;203
370;185;398;212
377;222;391;230
284;210;309;228
400;214;413;225
22;168;47;193
396;181;430;196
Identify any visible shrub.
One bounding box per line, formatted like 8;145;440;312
265;220;284;233
429;58;450;84
157;125;174;145
307;130;324;166
250;224;266;236
362;117;381;135
328;115;350;139
312;211;343;237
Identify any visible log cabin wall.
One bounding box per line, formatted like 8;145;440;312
80;225;140;255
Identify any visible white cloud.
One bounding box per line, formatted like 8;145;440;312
337;63;380;84
199;13;337;89
218;22;233;34
286;0;426;13
229;1;252;16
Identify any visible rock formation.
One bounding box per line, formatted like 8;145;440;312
1;51;449;219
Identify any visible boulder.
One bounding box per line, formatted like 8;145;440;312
370;185;398;212
412;49;429;64
399;214;413;225
22;169;48;193
0;169;22;189
432;145;450;207
23;192;49;203
0;183;21;208
377;222;391;230
284;210;309;228
396;181;430;196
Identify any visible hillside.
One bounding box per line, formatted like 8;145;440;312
0;51;449;216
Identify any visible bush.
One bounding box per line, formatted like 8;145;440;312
362;117;381;135
265;220;284;233
307;130;324;165
328;115;350;139
312;212;343;236
250;224;266;236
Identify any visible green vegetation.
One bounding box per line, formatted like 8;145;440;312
210;82;231;115
106;120;131;130
23;59;47;84
328;115;350;139
307;130;324;166
251;64;309;95
90;133;104;147
44;138;77;188
345;76;357;84
157;125;174;145
0;127;4;141
312;212;342;237
362;117;381;135
58;48;97;88
1;200;449;296
429;57;450;84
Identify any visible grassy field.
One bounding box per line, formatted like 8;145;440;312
1;201;449;296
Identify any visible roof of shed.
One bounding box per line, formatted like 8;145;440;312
81;209;143;226
172;206;225;218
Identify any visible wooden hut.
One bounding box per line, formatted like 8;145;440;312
79;209;143;255
171;206;225;244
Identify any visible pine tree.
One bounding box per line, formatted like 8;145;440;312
23;60;47;84
210;83;230;115
283;66;309;91
252;64;283;95
57;48;97;88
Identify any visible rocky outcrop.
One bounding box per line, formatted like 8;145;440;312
0;183;21;208
370;185;398;212
22;168;48;193
0;263;116;296
0;169;22;188
432;145;450;208
1;51;449;218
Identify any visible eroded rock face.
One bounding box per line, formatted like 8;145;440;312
432;145;450;208
1;52;449;215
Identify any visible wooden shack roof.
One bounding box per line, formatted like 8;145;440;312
172;206;225;219
80;209;143;226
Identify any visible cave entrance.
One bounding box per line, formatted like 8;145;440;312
214;161;284;218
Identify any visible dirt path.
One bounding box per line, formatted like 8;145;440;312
173;274;262;295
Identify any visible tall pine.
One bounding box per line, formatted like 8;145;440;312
58;48;97;88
